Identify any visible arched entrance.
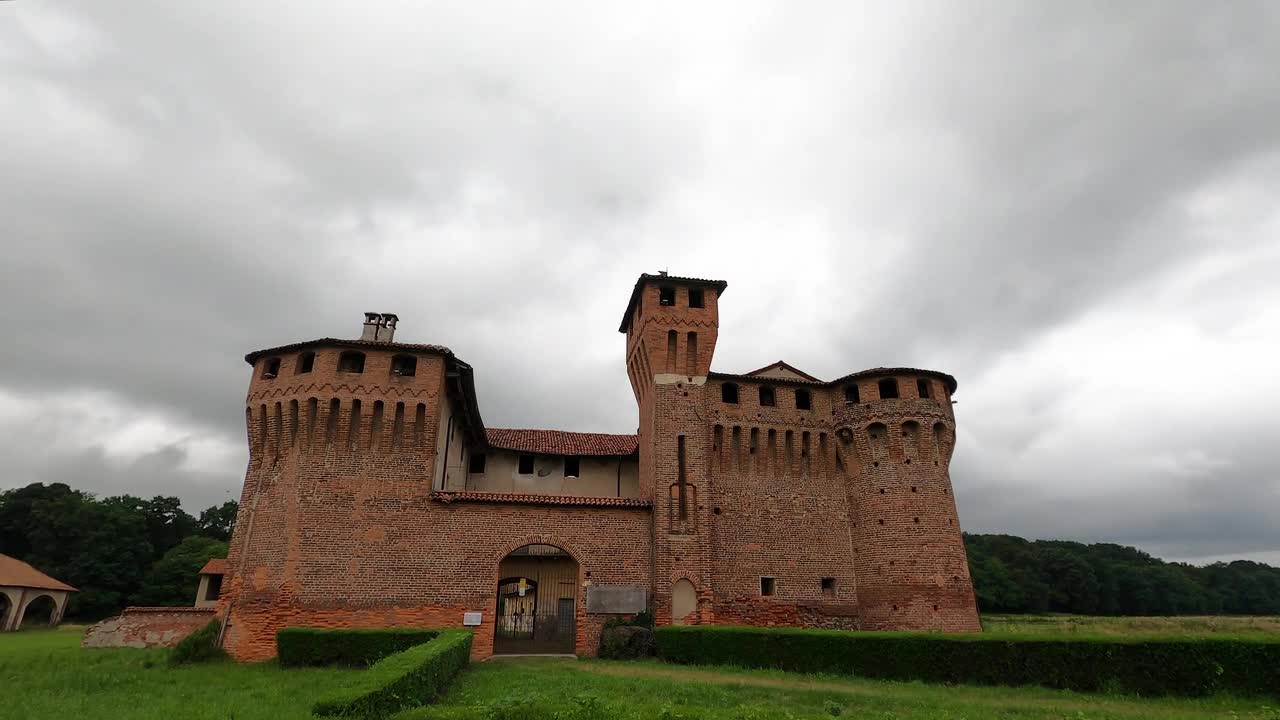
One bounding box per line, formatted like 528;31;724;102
19;594;57;630
494;544;578;654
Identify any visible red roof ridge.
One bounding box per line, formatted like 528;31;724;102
486;428;639;456
199;558;228;575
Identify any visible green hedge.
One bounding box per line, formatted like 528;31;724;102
169;619;228;666
277;627;441;668
312;630;473;719
655;625;1280;698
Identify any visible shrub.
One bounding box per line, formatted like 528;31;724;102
312;629;472;719
277;627;440;668
598;625;655;660
169;619;227;666
655;625;1280;698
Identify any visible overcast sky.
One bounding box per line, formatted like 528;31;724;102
2;1;1278;565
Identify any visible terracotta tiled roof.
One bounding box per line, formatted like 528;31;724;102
0;553;77;592
245;338;453;364
619;272;729;332
744;360;822;382
199;558;228;576
711;366;959;394
486;428;639;456
431;491;652;508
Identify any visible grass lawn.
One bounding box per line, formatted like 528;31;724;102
1;626;365;720
399;658;1280;720
981;614;1280;637
7;624;1280;720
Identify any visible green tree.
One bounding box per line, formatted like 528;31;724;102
132;536;228;607
197;501;239;542
103;495;197;561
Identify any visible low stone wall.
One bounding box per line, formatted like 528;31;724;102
82;607;217;649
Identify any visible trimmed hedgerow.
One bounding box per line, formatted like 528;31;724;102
312;630;472;719
277;627;440;668
655;625;1280;698
169;619;228;666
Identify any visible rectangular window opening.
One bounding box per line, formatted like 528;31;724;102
795;389;811;410
564;456;580;477
518;454;535;474
759;386;776;407
917;378;931;399
821;578;836;596
760;577;776;597
688;288;704;308
469;452;486;474
659;286;676;306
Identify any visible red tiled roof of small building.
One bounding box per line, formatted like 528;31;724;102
485;428;639;456
430;491;651;508
0;553;77;592
198;558;228;576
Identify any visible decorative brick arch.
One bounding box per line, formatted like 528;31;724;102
492;534;588;567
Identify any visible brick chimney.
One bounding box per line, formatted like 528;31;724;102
379;313;398;342
361;312;382;341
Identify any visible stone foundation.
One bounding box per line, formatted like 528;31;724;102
81;607;216;649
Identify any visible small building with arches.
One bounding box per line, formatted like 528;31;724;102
0;554;76;631
218;274;979;662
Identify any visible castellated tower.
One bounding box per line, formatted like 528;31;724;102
623;272;979;631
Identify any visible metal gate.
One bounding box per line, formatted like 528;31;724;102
494;545;578;654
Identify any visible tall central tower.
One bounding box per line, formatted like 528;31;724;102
620;272;726;624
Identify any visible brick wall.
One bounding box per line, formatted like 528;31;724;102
81;607;216;649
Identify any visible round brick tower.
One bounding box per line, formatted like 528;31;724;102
833;370;980;631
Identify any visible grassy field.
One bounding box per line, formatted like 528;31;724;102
981;613;1280;637
7;625;1280;720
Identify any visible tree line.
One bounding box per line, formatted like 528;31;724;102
0;483;236;619
965;533;1280;615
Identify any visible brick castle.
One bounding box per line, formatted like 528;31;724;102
220;272;980;661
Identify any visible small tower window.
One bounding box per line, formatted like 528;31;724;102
795;389;811;410
391;354;417;377
564;456;580;478
338;351;366;373
688;288;704;308
296;352;315;374
759;386;776;407
659;286;676;306
518;454;535;474
721;382;739;404
878;378;899;399
468;452;486;474
760;577;776;597
262;357;281;379
917;378;930;399
821;577;836;596
844;384;859;403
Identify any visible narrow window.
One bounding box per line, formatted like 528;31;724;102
721;382;739;404
262;357;281;379
391;354;417;377
469;452;486;474
666;330;677;373
296;352;315;374
392;402;404;448
677;435;687;521
686;332;698;375
878;378;899;399
688;288;704;308
795;388;811;410
564;456;580;477
917;378;931;399
288;399;299;448
414;403;426;448
844;384;860;403
821;578;836;596
659;286;675;306
759;385;776;407
348;399;361;448
338;351;365;373
518;454;535;474
370;400;384;449
760;577;776;597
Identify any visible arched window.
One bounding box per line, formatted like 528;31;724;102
261;357;281;379
391;354;417;377
759;385;776;407
296;352;315;374
721;382;739;404
878;378;899;399
844;384;860;403
338;350;365;373
795;389;811;410
917;378;931;399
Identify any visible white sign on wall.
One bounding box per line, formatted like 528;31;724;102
462;612;483;626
